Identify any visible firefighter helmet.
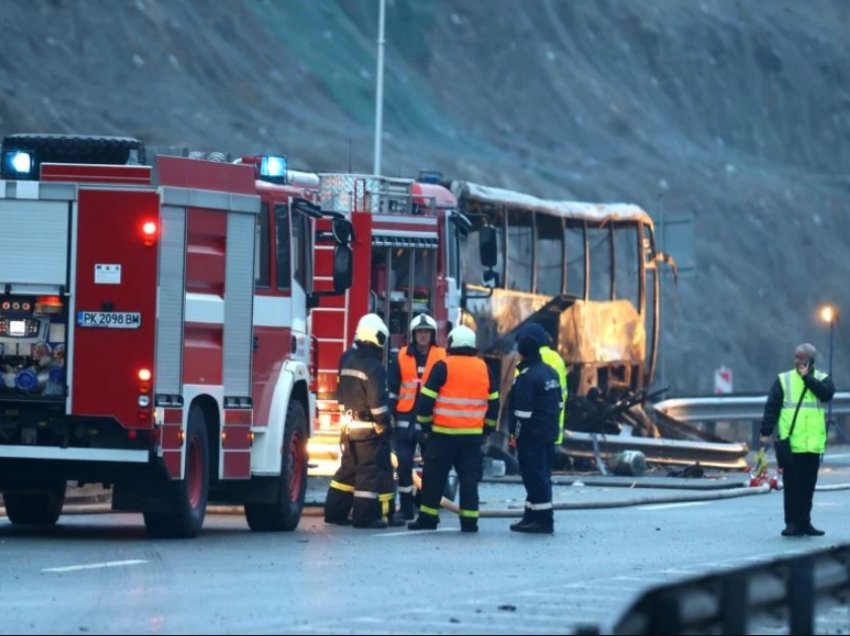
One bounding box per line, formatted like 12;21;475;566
447;325;476;350
409;313;437;336
354;313;389;347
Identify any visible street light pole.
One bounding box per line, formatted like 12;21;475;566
819;305;845;441
373;0;386;176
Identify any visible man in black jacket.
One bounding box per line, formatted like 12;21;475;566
324;313;402;529
759;342;835;537
509;323;562;534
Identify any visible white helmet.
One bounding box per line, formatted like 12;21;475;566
409;313;437;336
354;313;389;347
447;325;476;350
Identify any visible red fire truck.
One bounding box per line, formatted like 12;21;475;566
0;134;352;537
306;173;473;473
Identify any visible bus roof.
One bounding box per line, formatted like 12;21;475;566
451;180;654;226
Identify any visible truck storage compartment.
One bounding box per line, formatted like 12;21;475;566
0;294;67;400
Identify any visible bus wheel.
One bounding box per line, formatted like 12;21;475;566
144;405;209;538
2;480;66;526
246;400;308;532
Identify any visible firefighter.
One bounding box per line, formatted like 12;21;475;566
324;313;401;529
387;313;446;521
408;325;499;532
509;323;562;534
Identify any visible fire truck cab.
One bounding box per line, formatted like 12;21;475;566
0;134;352;537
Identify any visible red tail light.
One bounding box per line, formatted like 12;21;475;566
141;219;158;247
35;295;63;314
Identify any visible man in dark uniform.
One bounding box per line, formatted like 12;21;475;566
324;313;402;529
387;313;446;521
408;325;500;533
509;323;562;534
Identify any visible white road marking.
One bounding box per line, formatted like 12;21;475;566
636;501;710;511
373;527;458;538
42;559;147;573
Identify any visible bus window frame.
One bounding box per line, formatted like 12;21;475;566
534;212;564;297
506;205;534;293
564;219;587;300
612;222;641;311
586;223;614;301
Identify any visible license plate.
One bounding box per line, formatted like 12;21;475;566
77;311;141;329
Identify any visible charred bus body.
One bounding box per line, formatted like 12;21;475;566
452;181;747;469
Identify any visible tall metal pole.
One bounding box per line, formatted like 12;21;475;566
373;0;386;176
827;319;835;427
825;311;849;444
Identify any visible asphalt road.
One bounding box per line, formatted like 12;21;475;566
1;455;849;635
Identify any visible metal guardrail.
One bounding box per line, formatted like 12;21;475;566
653;391;850;423
608;543;850;635
563;431;749;470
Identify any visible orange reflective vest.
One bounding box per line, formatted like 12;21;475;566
396;345;446;414
433;356;490;434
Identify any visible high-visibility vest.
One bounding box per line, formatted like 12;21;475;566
540;345;568;444
395;345;446;414
778;369;828;454
433;356;490;434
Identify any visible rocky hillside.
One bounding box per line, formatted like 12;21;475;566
3;0;849;394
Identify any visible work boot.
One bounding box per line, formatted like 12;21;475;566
399;493;416;521
781;523;802;537
324;517;352;526
460;519;478;533
801;524;825;536
388;512;406;527
509;519;533;532
353;518;388;529
510;520;553;535
407;516;438;531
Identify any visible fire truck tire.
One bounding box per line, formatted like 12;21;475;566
245;400;308;532
2;480;66;526
143;406;209;538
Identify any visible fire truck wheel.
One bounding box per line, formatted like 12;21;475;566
245;400;308;532
2;480;66;526
144;406;209;538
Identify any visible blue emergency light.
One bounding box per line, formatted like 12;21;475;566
2;150;35;179
417;170;444;185
259;155;288;184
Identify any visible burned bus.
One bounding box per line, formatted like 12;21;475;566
450;181;745;469
452;180;664;400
